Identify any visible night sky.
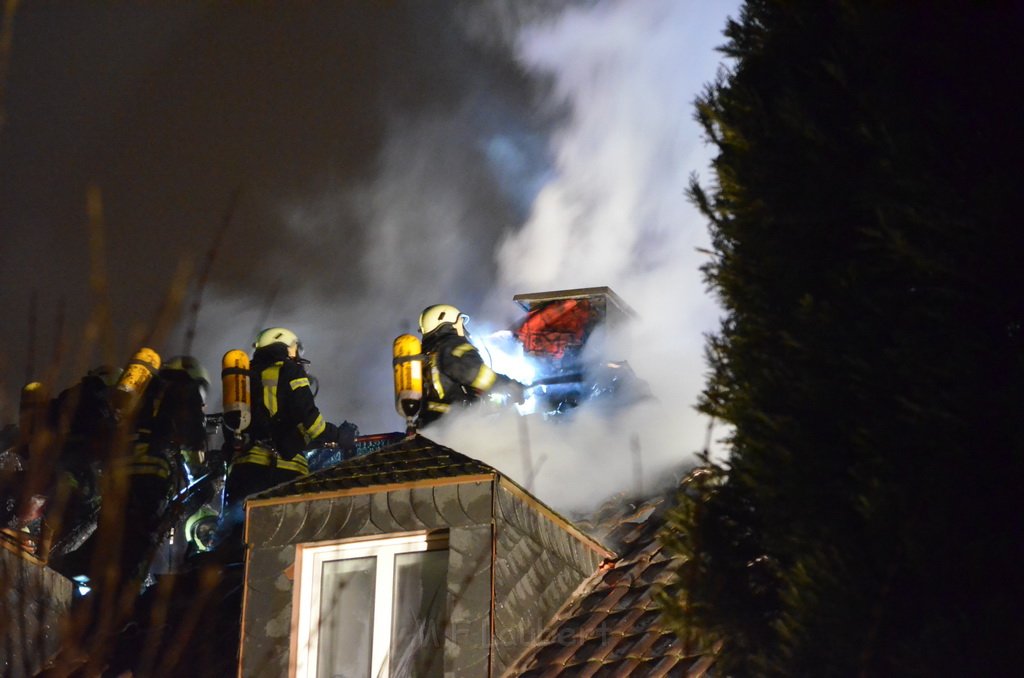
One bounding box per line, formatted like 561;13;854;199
0;1;737;509
1;3;550;413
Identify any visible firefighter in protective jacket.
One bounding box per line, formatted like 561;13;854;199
224;328;354;509
417;304;524;426
123;357;208;576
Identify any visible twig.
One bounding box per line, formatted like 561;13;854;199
183;187;242;355
0;0;20;139
142;258;195;352
25;288;36;384
86;184;115;367
52;296;66;369
251;278;282;340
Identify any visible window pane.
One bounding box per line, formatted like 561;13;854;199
317;556;376;678
389;550;448;677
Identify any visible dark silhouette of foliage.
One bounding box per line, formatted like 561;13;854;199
661;2;1024;675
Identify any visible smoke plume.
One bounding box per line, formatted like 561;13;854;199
1;1;737;514
431;0;739;511
190;0;737;512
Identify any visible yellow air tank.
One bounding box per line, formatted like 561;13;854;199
19;381;49;445
221;349;251;433
392;334;424;428
113;347;161;415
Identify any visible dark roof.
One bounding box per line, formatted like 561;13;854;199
248;434;498;501
503;495;714;678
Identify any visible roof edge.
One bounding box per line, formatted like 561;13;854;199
245;472;497;509
0;528;48;567
512;286;637;317
497;476;616;560
497;561;610;678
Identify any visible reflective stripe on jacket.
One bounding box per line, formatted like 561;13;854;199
127;443;172;479
230;444;309;475
248;344;336;459
423;328;499;412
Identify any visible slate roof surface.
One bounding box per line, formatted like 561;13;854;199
504;494;714;678
249;434;498;500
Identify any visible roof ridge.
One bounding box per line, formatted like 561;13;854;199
247;433;500;501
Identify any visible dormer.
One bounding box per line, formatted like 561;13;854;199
238;435;613;678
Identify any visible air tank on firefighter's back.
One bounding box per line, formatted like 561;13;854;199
221;349;251;434
112;347;161;416
392;334;424;430
19;381;48;439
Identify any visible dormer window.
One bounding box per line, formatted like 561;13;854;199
292;531;449;678
241;438;614;677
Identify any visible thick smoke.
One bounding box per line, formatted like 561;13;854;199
0;2;559;425
1;1;736;513
186;3;574;435
432;0;738;511
196;0;738;512
194;108;540;434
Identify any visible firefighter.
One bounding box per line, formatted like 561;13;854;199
223;328;355;511
37;367;120;556
50;365;121;498
417;304;524;426
117;355;209;580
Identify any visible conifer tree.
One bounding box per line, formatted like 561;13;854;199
661;2;1024;675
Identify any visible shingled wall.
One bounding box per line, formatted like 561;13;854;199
241;479;494;678
1;536;72;678
492;481;609;676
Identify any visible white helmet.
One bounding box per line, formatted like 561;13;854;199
254;327;302;354
419;304;467;336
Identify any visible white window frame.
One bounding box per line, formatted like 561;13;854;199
292;530;449;678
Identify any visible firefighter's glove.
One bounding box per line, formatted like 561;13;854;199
336;421;359;459
208;458;227;480
336;421;358;446
507;381;527;405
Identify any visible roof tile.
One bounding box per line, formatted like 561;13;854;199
602;658;642;677
249;434;497;500
572;637;608;663
602;635;641;664
503;495;715;677
631;609;662;635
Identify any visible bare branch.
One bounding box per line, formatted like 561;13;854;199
183;187;242;355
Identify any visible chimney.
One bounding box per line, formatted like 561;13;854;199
510;287;645;413
512;286;636;367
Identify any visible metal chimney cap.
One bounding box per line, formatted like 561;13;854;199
512;286;637;319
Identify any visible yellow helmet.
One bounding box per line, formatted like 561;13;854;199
254;327;302;353
419;304;467;336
